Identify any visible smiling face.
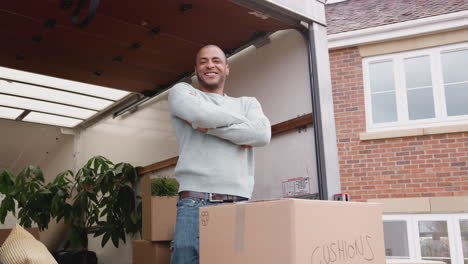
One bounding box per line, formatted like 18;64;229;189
195;45;229;93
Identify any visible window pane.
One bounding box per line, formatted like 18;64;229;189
441;49;468;84
405;56;432;88
419;220;451;264
369;61;395;92
383;221;410;258
372;92;397;123
445;83;468;116
407;88;435;120
461;220;468;264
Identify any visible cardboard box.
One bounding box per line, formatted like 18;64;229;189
132;240;170;264
141;175;178;241
142;195;177;241
141;175;152;197
199;199;385;264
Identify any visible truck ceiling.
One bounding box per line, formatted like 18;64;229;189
0;0;292;94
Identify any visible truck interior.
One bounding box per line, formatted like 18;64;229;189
0;0;334;198
0;1;339;260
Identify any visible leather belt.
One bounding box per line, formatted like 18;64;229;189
179;191;248;203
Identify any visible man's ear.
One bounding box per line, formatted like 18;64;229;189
226;64;230;76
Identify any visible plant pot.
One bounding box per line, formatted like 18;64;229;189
53;249;97;264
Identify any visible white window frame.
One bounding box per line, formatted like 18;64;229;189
384;214;419;260
383;213;468;264
363;42;468;132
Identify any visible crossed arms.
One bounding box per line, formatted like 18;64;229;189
168;83;271;147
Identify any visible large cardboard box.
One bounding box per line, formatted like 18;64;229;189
141;175;178;241
132;240;170;264
142;195;177;241
199;199;385;264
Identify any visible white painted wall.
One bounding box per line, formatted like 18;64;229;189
254;125;318;200
225;29;318;199
0;119;74;175
76;99;178;168
226;30;312;124
0;119;74;245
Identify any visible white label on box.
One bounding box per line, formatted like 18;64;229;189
282;177;311;197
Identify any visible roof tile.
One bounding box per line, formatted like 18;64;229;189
326;0;468;34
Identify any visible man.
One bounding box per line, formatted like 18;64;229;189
167;45;271;264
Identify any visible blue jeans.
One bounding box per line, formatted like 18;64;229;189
170;197;219;264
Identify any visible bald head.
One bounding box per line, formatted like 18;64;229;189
195;45;227;65
194;44;230;93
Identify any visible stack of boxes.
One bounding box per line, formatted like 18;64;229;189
132;175;177;264
132;175;388;264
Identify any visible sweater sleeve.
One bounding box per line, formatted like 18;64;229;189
168;83;248;129
206;97;271;147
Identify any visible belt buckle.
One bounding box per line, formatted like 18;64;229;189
208;193;223;203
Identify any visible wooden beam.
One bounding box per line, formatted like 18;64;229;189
137;156;179;175
138;113;313;175
271;113;313;136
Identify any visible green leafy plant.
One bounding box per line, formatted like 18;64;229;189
0;156;142;252
151;178;179;196
0;166;70;230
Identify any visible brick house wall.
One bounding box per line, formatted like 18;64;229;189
330;47;468;201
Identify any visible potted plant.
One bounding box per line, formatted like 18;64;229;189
150;177;179;197
0;156;142;264
141;177;178;241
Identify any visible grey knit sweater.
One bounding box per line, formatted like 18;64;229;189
168;82;271;198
